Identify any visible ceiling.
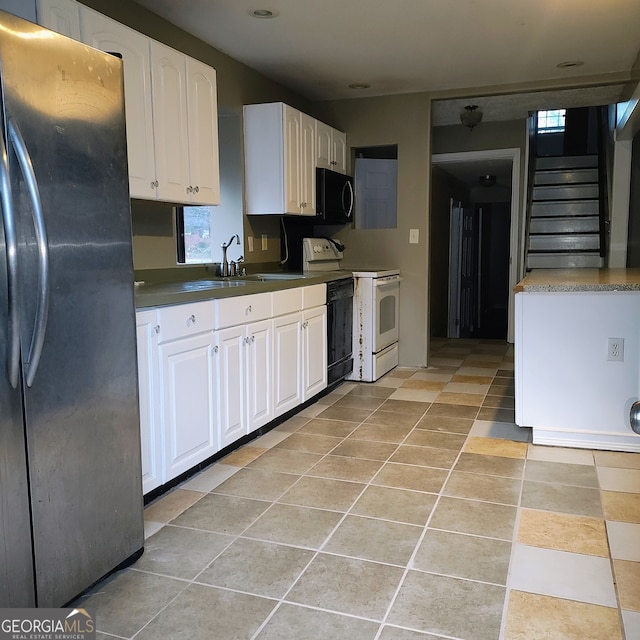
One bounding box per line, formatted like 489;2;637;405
132;0;640;102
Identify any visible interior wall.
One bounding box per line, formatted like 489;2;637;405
430;166;470;338
315;93;432;367
78;0;317;270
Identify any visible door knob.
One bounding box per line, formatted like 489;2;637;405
631;401;640;435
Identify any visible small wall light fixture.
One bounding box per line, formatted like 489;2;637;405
479;174;496;187
460;105;483;130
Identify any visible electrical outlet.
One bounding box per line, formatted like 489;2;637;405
409;229;419;244
607;337;624;362
261;234;268;250
247;236;254;252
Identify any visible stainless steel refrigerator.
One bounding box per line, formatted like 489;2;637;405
0;10;144;606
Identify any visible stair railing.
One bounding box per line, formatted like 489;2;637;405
523;111;538;271
596;105;610;260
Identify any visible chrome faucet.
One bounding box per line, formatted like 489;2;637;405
221;234;240;277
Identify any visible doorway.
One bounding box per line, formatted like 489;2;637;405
431;148;521;343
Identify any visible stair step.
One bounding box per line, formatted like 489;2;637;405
534;168;599;185
528;233;600;252
535;155;598;170
526;253;604;269
530;200;599;217
529;216;600;234
533;184;599;200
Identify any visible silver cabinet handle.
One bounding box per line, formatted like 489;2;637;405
193;186;199;193
245;305;252;315
212;345;219;354
150;179;159;188
0;122;20;388
153;325;160;335
186;314;196;326
186;186;193;194
9;119;49;388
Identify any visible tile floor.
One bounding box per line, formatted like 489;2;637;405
75;338;640;640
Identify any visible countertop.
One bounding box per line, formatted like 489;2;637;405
134;270;353;309
514;268;640;293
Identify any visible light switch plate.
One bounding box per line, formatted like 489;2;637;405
409;229;419;244
247;236;254;252
261;234;268;250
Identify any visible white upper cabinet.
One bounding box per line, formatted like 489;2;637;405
150;41;191;203
316;120;347;174
186;57;221;205
81;9;156;200
244;102;317;216
36;0;81;39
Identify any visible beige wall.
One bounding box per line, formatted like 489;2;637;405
315;94;432;367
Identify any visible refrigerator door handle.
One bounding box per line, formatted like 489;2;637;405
8;118;49;387
0;124;20;388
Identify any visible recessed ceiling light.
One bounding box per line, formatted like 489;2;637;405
348;83;371;90
248;8;279;18
556;60;584;69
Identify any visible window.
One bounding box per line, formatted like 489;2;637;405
536;109;566;134
176;206;214;264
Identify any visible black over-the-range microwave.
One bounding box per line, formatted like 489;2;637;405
314;168;354;224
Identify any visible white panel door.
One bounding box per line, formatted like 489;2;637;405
215;325;247;449
36;0;80;38
331;129;347;174
81;8;157;199
186;57;220;205
160;333;216;481
246;319;273;431
316;120;332;170
273;312;303;417
136;310;162;493
302;306;327;399
300;113;316;215
151;41;190;202
283;104;302;214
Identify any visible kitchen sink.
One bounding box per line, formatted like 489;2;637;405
242;273;305;281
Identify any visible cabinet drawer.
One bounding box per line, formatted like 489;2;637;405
302;284;326;309
215;292;272;328
157;301;215;343
272;288;303;317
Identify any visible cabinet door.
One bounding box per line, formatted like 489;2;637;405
36;0;81;39
300;113;316;215
302;306;327;399
273;312;303;417
151;41;190;203
316;120;332;171
81;9;157;200
186;57;220;205
283;104;302;214
136;311;162;493
331;129;347;174
160;333;216;481
215;325;247;449
246;319;273;431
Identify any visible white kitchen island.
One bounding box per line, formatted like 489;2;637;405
515;268;640;452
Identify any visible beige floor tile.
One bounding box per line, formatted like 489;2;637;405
409;370;454;382
287;553;404;620
476;406;516;423
379;398;431;415
221;446;268;467
400;379;446;391
390;444;458;469
606;521;640;561
325;514;423;565
443;470;522;505
180;463;239;493
602;490;640;523
426;402;479;419
211;467;299;501
351;485;437;525
517;509;609;556
256;604;380;640
597;466;640;493
371;376;405;388
455;452;524;478
594;450;640;469
385;368;416;379
331;438;397;461
521;481;602;518
272;415;309;432
613;559;640;611
456;366;498;377
435;391;483;406
416;414;473;435
299;418;360;438
389;388;440;402
144;489;204;524
443;381;490;395
246;448;323;474
525;459;599;488
277;475;365;511
373;462;448;494
527;444;595;466
316;405;374;422
482;394;516;409
347;385;395;399
273;432;342;454
622;609;640;640
464;436;527;459
144;521;163;539
364;408;421;428
349;421;414;443
308;455;383;483
469;420;530;442
405;429;467;451
452;374;494;384
251;430;290;448
332;394;386;410
503;590;622;640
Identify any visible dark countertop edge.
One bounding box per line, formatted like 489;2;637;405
135;271;353;309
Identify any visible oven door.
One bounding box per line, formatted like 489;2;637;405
372;275;401;353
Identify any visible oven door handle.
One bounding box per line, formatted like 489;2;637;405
373;276;402;286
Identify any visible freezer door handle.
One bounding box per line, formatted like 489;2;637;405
9;118;49;387
0;124;20;388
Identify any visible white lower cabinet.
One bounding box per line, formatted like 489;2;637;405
135;310;162;494
136;285;327;494
160;331;217;481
